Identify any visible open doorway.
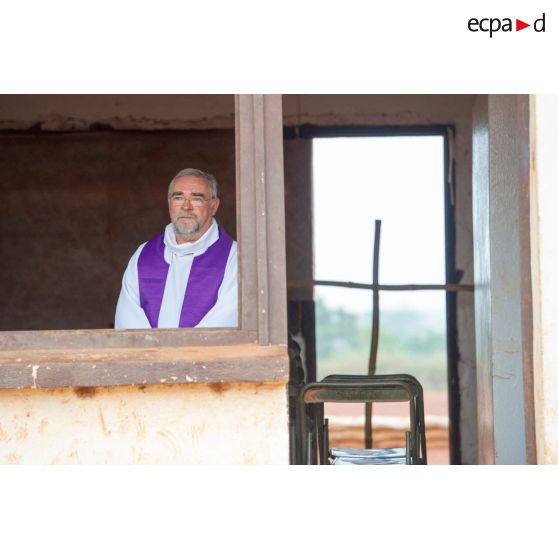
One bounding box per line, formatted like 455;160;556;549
311;129;453;464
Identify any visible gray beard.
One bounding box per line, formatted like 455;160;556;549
172;213;201;241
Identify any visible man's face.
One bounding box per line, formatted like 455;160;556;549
168;175;220;243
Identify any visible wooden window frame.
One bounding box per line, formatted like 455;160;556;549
0;95;288;389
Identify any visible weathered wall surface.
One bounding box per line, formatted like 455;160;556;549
284;137;313;302
472;95;530;464
0;381;288;464
531;95;558;464
0;95;235;130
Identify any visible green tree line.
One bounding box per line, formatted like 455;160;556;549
315;297;447;390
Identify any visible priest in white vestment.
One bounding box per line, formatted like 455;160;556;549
115;168;238;329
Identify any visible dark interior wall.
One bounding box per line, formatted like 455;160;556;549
284;137;317;383
284;138;313;301
0;130;235;331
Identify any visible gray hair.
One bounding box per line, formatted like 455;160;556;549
168;168;218;198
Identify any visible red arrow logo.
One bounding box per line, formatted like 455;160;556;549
516;19;530;31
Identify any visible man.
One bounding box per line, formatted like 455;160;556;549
115;168;237;329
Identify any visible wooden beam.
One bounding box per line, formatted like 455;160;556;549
236;95;287;345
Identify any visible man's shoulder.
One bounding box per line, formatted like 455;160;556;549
146;230;166;245
129;235;157;262
217;225;237;245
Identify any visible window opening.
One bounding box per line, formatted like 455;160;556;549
0;97;237;332
0;95;287;391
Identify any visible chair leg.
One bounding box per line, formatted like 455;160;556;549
418;397;427;464
408;399;418;464
321;418;329;465
298;390;309;464
306;430;314;465
405;432;411;465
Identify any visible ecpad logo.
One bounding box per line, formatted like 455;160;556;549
468;13;546;37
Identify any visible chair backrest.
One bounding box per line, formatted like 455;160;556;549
297;372;427;465
302;377;420;404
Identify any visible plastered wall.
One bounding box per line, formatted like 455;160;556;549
472;95;530;464
531;95;558;463
0;381;289;464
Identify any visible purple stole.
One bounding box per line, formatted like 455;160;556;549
137;226;233;328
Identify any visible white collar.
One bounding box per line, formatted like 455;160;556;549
163;219;218;257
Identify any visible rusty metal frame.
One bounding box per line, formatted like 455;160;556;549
0;94;289;389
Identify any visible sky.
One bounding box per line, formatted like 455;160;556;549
312;135;446;317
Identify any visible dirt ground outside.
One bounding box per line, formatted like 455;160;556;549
325;391;449;464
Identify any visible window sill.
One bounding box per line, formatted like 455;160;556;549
0;329;289;389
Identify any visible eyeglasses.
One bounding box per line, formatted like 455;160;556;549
169;193;212;207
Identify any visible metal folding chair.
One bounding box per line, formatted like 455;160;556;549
297;373;427;465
